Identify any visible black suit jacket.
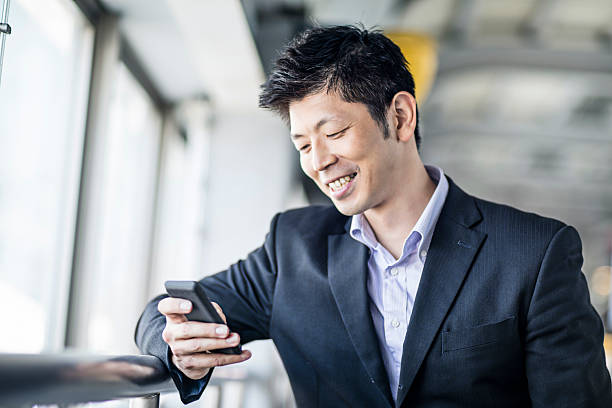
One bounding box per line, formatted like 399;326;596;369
135;178;612;407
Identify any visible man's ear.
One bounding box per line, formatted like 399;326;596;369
389;92;417;142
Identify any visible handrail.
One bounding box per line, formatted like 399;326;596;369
0;0;11;87
0;352;175;406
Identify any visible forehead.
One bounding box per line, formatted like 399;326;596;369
289;92;364;134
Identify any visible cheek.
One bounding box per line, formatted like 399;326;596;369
300;156;316;180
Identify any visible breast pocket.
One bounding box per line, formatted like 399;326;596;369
442;316;517;353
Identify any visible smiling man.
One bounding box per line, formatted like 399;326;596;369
288;91;436;260
135;26;612;407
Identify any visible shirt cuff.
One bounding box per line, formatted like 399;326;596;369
166;346;213;404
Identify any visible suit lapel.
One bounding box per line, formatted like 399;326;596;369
395;179;486;407
328;232;394;407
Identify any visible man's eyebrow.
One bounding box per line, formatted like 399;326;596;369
290;116;340;140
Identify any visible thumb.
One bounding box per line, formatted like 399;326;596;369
211;301;227;324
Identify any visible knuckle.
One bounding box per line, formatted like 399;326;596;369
183;355;195;369
170;341;184;354
187;339;200;353
199;323;212;337
198;338;213;351
162;327;171;342
179;323;189;338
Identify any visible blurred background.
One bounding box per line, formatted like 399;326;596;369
0;0;611;407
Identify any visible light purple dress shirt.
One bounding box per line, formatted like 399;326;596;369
349;165;449;400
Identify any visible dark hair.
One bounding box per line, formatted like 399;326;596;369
259;25;421;148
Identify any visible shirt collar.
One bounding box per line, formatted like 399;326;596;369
349;165;449;261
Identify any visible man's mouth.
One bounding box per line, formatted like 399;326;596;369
327;172;357;193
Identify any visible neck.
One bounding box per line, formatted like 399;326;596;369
363;164;436;259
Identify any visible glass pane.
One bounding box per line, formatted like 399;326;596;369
80;62;162;353
0;0;93;352
150;121;209;295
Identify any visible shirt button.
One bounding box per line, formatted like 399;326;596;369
420;250;427;258
391;319;400;328
390;268;399;276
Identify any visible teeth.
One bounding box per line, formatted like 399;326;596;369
328;175;354;191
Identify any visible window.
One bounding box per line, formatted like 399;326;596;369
149;102;211;295
0;0;93;352
74;61;163;353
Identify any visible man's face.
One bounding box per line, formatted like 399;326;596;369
289;92;406;216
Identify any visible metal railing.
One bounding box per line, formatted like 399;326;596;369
0;0;11;87
0;353;175;407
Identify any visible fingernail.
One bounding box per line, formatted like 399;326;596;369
226;333;237;343
216;326;228;336
179;301;191;311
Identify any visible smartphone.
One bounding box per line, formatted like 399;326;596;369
164;280;242;355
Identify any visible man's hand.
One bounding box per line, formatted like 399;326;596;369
158;297;252;380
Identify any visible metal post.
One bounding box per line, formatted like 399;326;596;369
606;242;612;333
0;0;11;87
129;393;160;408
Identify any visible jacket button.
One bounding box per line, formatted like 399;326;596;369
370;378;375;383
398;385;404;389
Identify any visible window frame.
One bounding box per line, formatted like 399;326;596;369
64;8;179;350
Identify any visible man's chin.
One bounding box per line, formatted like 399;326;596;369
330;200;362;216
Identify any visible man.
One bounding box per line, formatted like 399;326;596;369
135;25;612;407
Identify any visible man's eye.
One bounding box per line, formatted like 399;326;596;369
327;128;348;138
299;144;310;152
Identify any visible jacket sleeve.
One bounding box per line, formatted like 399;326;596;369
524;225;612;407
134;213;280;404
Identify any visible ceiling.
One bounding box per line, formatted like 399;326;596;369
97;0;612;108
100;0;264;111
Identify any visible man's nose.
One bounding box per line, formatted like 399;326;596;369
311;141;336;171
